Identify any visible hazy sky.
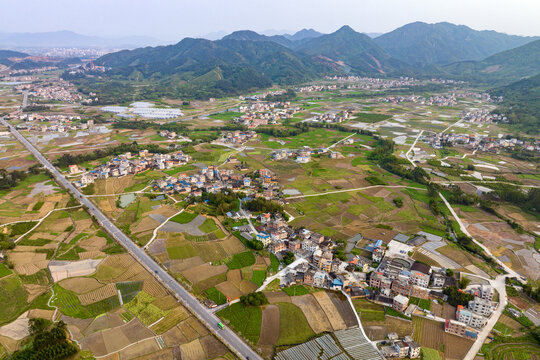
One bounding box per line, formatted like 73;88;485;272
1;0;539;41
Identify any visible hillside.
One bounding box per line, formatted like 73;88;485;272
375;22;538;66
490;73;540;134
87;37;336;100
0;50;29;66
441;39;540;83
221;30;292;48
296;25;414;75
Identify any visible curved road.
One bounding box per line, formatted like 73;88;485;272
1;117;261;360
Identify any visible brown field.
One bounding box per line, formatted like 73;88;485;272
291;294;333;333
258;305;280;346
509;296;530;310
124;348;173;360
185;317;209;337
181;264;228;284
78;251;105;260
264;291;291;304
60;277;103;294
200;335;228;359
327;291;357;328
498;314;522;331
194;242;227;263
162;325;188;346
95;254;134;282
152;295;178;311
414;317;445;351
216;282;243;300
168;257;205;273
79;283;117;305
131;217;160;235
431;302;443;317
312;291;347;330
79;236;107;251
444;333;473;360
27;309;54;321
442;304;457;320
365;317;412;340
437;245;473;268
116;337;160;360
10;252;48;275
24;284;47;302
142;277;169;298
178;321;201;342
219;236;246;256
180;339;206;360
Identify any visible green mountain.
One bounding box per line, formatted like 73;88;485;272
441;39;540;83
295;25;414;75
490;73;540;134
283;29;323;42
375;22;538;66
91;37;336;99
221;30;292;48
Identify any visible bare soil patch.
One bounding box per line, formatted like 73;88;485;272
182;264;228;284
216;282;243;300
312;291;346;330
220;236;245;256
117;337;160;359
264;291;291;304
291;294;332;333
180;339;205;360
78;283;117;305
59;277;103;294
200;335;228;359
258;305;280;346
168;257;205;273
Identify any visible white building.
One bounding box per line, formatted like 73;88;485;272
469;297;493;317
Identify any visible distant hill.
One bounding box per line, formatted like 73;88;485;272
0;30;163;49
490;73;540;134
221;30;292;48
375;22;538;66
283;29;323;42
93;37;335;99
364;32;383;39
296;25;414;75
0;49;29;65
441;39;540;83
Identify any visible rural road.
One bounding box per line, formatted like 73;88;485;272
405;129;423;167
1;116;262;360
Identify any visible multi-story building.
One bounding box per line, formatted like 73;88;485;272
469;297;493;317
393;295;409;312
410;285;430;300
445;319;478;340
457;306;486;329
480;285;495;301
391;278;412;297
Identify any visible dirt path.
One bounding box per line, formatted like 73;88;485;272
258;305;280;346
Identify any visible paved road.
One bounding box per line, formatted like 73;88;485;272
22;91;28;108
1;117;261;360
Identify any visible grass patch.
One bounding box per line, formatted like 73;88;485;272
250;270;266;287
170;211;197;224
0;263;12;278
421;347;442;360
226;251;256;269
217;302;262;344
385;307;411;320
352;298;385;322
205;287;227;305
199;218;219;233
0;276;27;325
282;285;310;296
276;302;315;345
268;253;280;274
352;112;392;123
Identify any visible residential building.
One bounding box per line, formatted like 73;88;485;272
469;297;493;317
393;295;409;312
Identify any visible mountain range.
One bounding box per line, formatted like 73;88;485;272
374;22;538;66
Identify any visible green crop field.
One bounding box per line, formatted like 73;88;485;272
352;298;385;323
199;218;219;233
205;287;227;305
0;264;12;278
421;348;442;360
352;112;392;123
170;211;197;224
226;251;256;269
250;270;266;287
217;302;262;344
0;276;28;325
51;284;120;319
276;303;315;345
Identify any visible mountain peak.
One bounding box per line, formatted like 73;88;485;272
336;25;356;33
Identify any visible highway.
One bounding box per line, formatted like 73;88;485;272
1;117;262;360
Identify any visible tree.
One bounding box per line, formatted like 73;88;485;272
282;251;295;265
240;292;268;307
393;198;403;208
459;275;471;289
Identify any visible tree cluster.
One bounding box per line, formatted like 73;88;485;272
240;292;268;307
